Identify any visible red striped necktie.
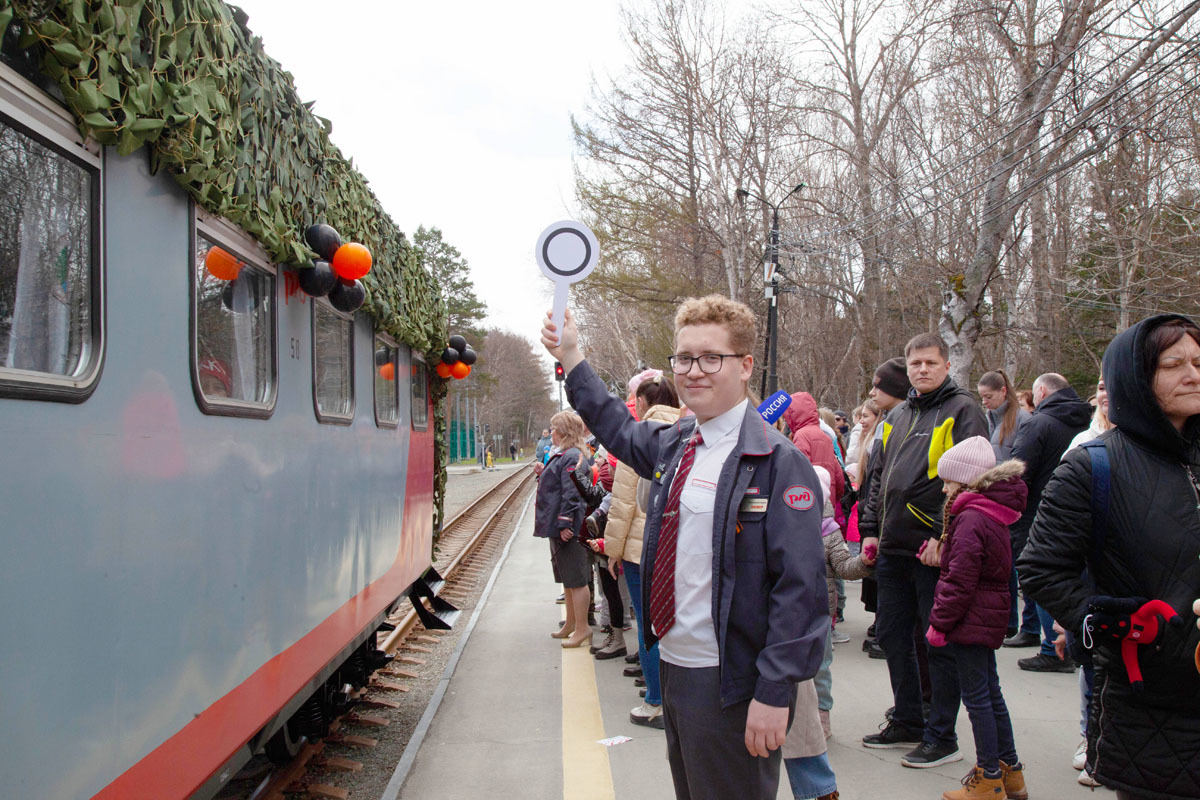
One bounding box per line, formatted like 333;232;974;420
649;429;703;638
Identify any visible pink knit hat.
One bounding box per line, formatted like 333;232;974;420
937;436;996;485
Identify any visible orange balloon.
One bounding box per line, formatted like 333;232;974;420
332;242;372;281
435;362;453;378
205;246;242;281
450;361;471;379
379;363;395;381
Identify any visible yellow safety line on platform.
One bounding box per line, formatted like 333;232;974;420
562;629;616;800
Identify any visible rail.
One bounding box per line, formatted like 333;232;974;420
381;465;534;653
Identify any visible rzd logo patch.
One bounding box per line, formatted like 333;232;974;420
784;485;814;511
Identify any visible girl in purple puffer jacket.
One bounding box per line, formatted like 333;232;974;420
925;436;1029;800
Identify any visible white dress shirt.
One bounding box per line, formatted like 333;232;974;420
659;398;748;668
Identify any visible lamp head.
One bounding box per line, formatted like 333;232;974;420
735;188;750;201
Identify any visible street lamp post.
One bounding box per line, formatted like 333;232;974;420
737;184;804;398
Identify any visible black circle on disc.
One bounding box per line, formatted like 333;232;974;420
542;228;592;277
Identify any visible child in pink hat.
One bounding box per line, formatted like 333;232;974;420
926;436;1030;800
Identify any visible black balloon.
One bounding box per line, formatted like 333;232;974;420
448;334;467;351
329;279;365;313
459;348;477;365
297;259;338;297
221;277;261;312
304;223;343;262
441;347;461;365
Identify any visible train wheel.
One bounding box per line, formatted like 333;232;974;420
264;718;306;764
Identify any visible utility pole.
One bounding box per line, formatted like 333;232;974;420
737;184;804;398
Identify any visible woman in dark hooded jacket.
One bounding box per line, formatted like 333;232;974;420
1018;314;1200;800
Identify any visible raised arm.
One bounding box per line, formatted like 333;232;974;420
542;307;672;478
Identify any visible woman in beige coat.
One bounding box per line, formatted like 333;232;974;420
605;374;681;729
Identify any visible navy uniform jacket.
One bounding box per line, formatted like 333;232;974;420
566;361;828;708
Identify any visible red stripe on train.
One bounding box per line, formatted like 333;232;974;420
93;426;436;800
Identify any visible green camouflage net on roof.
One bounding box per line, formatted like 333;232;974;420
1;0;451;533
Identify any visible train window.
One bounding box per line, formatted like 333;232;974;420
192;232;276;417
374;333;399;428
411;355;429;431
312;300;354;423
0;74;102;402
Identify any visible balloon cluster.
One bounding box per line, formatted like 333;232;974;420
436;335;477;380
296;223;373;313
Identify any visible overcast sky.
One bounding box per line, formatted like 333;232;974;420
232;0;633;347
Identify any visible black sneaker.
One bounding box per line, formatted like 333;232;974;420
1003;631;1040;648
623;665;643;678
1018;653;1074;673
864;639;887;659
900;740;963;768
624;652;640;664
862;720;923;749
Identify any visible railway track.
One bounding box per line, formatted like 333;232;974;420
218;466;536;800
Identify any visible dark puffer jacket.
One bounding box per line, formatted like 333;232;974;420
929;461;1027;648
1018;314;1200;799
859;377;989;555
1009;386;1091;535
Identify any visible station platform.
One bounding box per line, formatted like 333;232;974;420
391;494;1097;799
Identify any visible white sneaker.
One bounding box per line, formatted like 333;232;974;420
630;702;665;729
831;629;851;644
1078;769;1101;787
1073;737;1087;770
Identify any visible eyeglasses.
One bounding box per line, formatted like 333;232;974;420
668;353;745;375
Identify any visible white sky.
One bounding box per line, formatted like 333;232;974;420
231;0;632;346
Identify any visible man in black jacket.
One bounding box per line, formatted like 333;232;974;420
858;334;988;768
858;357;911;658
1007;373;1092;671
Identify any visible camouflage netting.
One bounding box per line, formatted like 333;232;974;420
0;0;450;535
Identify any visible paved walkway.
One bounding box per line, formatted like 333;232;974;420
398;499;1100;799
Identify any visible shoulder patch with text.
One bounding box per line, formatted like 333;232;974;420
783;485;815;511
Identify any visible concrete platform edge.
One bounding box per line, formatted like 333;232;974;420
379;491;535;800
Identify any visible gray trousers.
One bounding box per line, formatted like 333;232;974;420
660;662;791;800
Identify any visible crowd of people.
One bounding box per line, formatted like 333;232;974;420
529;296;1200;800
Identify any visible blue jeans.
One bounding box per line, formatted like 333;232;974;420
950;643;1018;775
814;628;834;712
624;561;661;706
784;753;837;800
875;553;960;746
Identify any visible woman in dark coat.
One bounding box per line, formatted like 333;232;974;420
1019;314;1200;800
534;410;591;649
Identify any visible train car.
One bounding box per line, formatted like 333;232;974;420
0;4;448;797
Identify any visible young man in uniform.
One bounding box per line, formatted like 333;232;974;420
541;297;828;800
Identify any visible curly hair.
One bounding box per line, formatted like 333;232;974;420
550;410;589;453
674;294;758;357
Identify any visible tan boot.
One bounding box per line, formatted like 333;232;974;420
999;760;1028;800
941;767;1005;800
816;793;839;800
